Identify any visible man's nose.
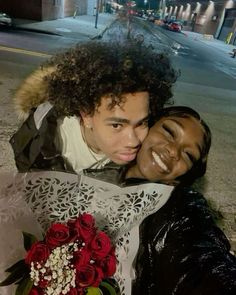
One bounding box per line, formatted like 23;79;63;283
125;128;141;148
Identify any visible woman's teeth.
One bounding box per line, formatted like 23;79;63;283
152;151;169;172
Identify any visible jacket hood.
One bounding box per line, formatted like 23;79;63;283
14;66;54;119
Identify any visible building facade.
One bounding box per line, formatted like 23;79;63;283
162;0;236;44
0;0;102;21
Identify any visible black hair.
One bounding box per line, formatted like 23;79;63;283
44;41;178;118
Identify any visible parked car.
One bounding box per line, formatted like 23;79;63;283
164;20;183;32
147;14;160;23
0;12;12;26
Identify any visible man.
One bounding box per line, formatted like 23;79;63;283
10;41;177;173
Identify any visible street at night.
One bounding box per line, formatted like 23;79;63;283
0;12;235;250
0;0;236;291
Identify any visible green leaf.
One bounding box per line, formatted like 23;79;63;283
100;281;119;295
86;287;102;295
23;232;38;251
15;276;33;295
0;269;25;287
5;259;26;273
0;259;29;287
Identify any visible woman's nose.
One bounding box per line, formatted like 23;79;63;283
166;143;180;160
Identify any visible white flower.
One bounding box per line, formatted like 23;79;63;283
30;242;78;295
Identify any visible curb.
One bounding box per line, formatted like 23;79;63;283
12;25;63;36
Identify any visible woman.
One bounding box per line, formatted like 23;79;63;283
116;111;234;295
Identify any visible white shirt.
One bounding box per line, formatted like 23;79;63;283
33;102;110;174
55;116;110;174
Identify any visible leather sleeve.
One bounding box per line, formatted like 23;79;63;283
9;108;66;172
133;187;236;295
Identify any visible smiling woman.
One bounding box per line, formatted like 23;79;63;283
125;106;212;186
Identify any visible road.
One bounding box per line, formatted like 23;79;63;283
0;21;235;250
0;25;85;54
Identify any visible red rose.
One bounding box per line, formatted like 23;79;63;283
28;287;42;295
25;241;50;265
66;288;78;295
45;223;70;249
76;264;103;288
38;278;48;288
73;213;96;243
92;266;104;287
90;231;111;259
99;252;117;277
73;248;91;269
67;219;80;242
76;264;95;287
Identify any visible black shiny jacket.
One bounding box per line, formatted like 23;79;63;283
132;187;236;295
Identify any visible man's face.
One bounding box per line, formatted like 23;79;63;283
136;116;205;183
82;92;149;165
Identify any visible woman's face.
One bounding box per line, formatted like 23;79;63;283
136;116;205;183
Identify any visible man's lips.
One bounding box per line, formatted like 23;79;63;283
117;152;137;162
151;151;170;172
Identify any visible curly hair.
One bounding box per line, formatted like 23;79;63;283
44;41;178;118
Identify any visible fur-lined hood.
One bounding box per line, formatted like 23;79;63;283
14;67;54;119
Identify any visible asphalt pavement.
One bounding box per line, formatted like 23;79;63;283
182;30;236;57
13;13;236;56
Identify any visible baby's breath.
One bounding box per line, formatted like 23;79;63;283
30;242;77;295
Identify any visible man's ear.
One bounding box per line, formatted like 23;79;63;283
80;112;93;129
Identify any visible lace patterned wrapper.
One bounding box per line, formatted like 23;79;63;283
0;173;43;295
0;171;174;295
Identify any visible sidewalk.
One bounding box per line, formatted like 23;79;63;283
182;30;236;56
13;13;117;40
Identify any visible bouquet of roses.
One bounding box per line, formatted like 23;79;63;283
0;213;119;295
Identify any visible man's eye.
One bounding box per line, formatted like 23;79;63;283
162;124;174;137
111;123;122;129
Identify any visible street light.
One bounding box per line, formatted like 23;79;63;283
144;0;150;10
95;0;100;29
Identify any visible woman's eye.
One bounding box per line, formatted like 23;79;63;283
163;124;175;138
137;120;149;128
185;152;195;164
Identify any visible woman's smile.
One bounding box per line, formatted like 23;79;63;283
151;151;170;173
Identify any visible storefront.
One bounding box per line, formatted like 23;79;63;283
164;0;236;44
